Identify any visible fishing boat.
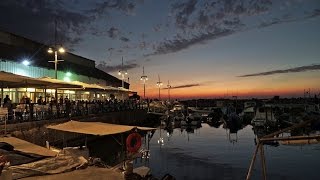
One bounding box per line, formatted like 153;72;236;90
222;105;242;129
181;114;201;127
251;105;277;127
239;101;256;124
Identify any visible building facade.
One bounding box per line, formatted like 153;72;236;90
0;30;130;103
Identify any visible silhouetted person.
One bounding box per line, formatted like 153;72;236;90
37;96;43;105
3;95;10;106
59;96;63;105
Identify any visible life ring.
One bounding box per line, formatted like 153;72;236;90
126;132;142;153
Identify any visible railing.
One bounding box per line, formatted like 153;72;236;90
0;101;146;125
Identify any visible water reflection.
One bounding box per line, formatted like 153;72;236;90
134;118;320;180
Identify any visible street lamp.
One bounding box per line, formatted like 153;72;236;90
48;46;65;79
118;57;128;88
140;66;148;99
48;46;65;100
22;59;30;66
167;80;171;102
156;75;163;100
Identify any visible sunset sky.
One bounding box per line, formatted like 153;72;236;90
1;0;319;99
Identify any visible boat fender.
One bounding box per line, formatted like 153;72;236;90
126;133;142;153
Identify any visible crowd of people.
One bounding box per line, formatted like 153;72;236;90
0;95;145;123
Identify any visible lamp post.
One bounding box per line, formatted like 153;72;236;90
48;46;65;99
156;75;163;100
118;57;128;100
118;57;128;88
167;80;171;102
140;66;148;99
48;47;65;79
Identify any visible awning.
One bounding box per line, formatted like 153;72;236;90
71;81;104;90
37;76;82;89
0;136;57;157
117;87;136;93
0;72;81;89
47;120;156;136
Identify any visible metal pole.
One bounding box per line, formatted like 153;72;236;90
158;86;160;100
143;82;146;99
122;74;124;88
54;51;58;100
54;51;58;79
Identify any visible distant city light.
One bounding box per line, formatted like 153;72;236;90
22;59;30;66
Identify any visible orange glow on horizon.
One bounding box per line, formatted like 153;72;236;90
133;87;312;99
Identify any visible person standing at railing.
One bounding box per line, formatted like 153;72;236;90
3;95;10;107
59;96;63;105
65;99;71;118
37;96;43;105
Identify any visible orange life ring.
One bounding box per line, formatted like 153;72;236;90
126;132;142;153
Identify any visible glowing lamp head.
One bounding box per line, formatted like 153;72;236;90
125;72;128;75
118;71;121;75
58;47;65;53
22;59;30;66
47;48;53;53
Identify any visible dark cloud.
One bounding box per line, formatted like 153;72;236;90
148;28;233;56
0;0;144;49
163;83;201;90
238;64;320;77
88;0;138;16
107;27;120;39
0;0;92;48
152;24;162;32
305;9;320;19
198;10;209;27
96;62;139;73
171;0;198;29
120;36;130;42
148;0;319;56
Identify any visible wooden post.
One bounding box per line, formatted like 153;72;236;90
246;143;261;180
260;145;267;180
1;85;3;106
4;116;7;137
44;88;47;103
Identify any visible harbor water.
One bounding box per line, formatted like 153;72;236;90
135;123;320;180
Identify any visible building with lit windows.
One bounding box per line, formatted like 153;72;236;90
0;30;130;103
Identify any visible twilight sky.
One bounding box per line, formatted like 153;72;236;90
0;0;319;99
